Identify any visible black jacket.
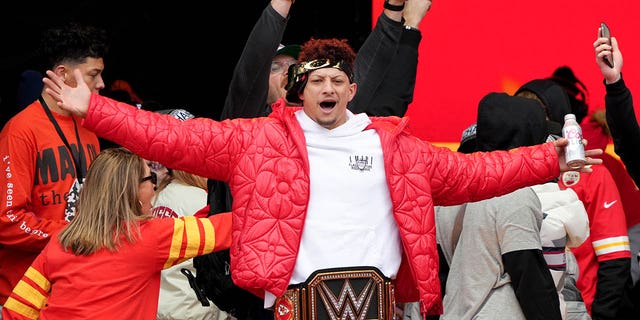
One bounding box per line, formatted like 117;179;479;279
605;76;640;186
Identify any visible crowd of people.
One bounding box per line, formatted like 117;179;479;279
0;0;638;319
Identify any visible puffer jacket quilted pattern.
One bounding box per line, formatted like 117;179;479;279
82;95;561;315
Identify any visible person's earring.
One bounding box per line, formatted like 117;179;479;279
139;200;143;207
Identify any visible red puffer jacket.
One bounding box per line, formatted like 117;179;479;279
82;95;560;315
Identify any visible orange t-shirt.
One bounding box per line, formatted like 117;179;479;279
0;101;100;304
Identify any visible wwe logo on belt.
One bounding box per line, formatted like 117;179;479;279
317;279;378;320
274;268;391;320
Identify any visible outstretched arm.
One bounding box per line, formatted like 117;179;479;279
44;69;243;184
553;138;603;173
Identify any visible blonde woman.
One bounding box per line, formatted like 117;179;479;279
1;148;232;320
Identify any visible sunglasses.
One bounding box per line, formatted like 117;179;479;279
140;171;158;187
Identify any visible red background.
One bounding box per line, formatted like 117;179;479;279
372;1;640;145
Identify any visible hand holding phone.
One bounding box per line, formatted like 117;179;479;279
600;22;614;68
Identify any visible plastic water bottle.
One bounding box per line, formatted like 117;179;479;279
562;113;586;169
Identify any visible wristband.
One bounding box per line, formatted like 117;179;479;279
384;0;404;12
404;25;419;32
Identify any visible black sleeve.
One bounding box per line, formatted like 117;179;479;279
349;13;406;116
210;4;288;215
502;249;562;320
591;258;635;320
425;244;448;320
220;4;287;120
437;244;449;298
604;76;640;186
360;27;421;117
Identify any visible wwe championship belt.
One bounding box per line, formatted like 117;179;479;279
274;266;395;320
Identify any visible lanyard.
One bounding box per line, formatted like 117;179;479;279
38;96;85;183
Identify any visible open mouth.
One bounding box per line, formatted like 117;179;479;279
320;101;336;110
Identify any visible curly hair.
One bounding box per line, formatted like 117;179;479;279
298;38;356;75
38;22;109;73
285;38;356;104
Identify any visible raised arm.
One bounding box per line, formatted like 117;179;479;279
220;0;293;120
350;0;431;116
596;34;640;185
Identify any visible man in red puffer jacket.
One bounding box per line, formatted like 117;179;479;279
39;38;603;318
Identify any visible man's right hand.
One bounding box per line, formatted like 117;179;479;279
594;30;623;84
404;0;432;29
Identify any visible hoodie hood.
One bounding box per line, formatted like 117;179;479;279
515;79;572;136
475;92;550;152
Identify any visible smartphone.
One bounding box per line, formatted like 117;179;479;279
600;22;614;68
